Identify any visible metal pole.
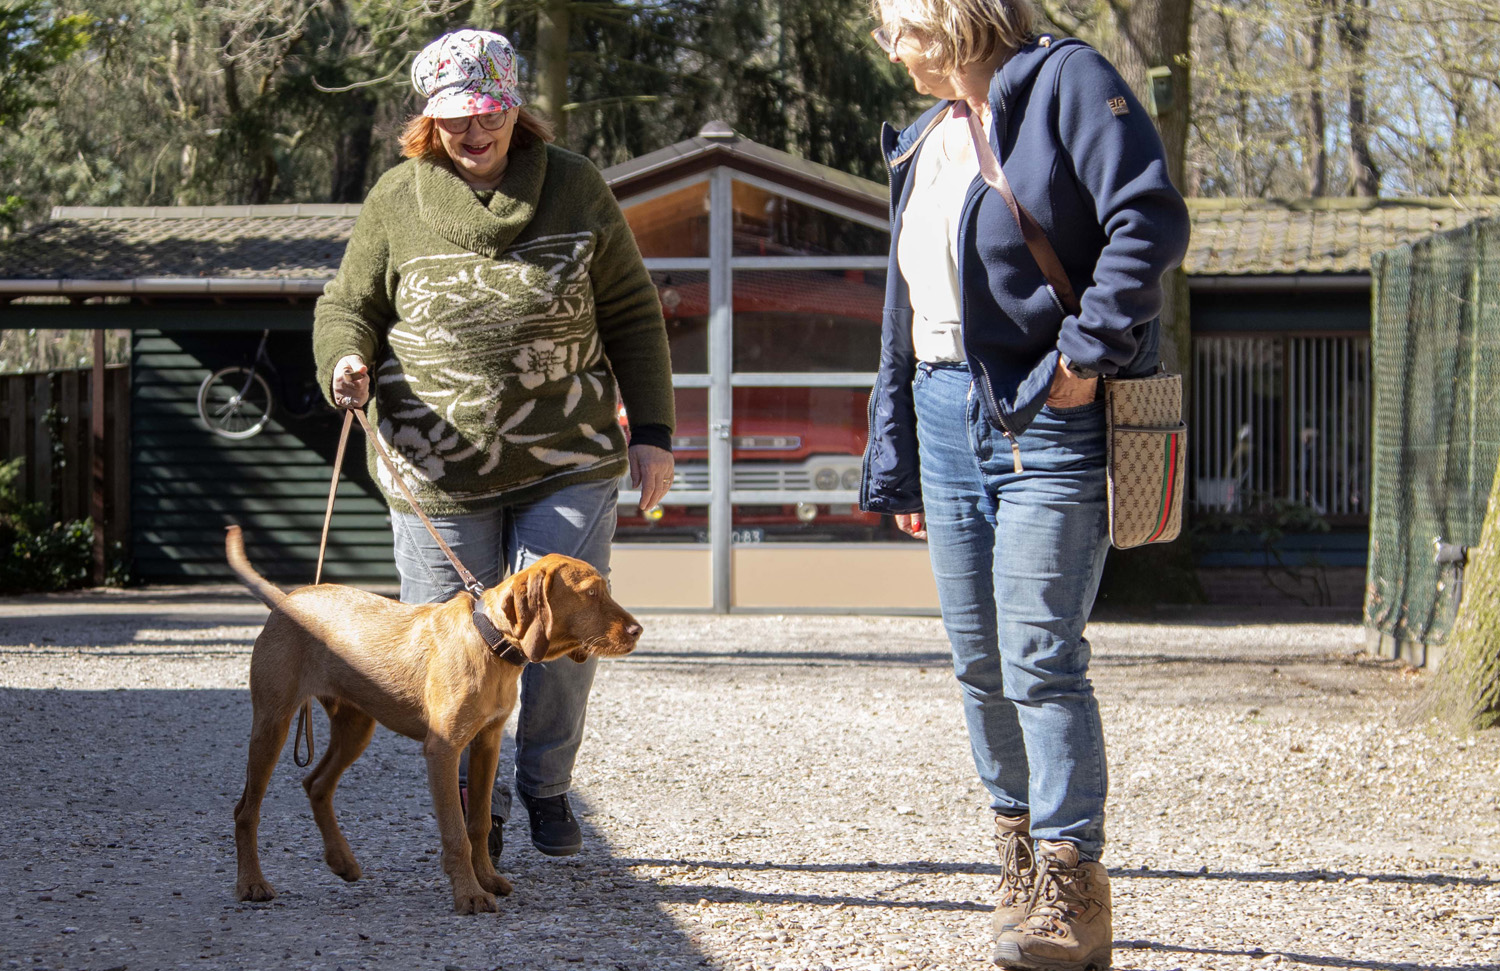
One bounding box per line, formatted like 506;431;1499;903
91;328;106;583
709;168;734;612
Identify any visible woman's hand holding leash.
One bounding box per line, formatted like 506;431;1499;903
629;444;674;512
333;355;370;408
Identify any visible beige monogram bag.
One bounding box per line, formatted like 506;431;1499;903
957;102;1187;549
1102;372;1186;548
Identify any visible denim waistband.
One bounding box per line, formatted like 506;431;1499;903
916;360;971;373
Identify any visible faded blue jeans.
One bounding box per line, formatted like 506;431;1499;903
390;476;619;822
913;362;1111;860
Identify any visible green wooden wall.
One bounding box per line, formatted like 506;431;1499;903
132;325;398;584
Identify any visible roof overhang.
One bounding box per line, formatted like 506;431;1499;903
0;277;329;298
1188;273;1371;293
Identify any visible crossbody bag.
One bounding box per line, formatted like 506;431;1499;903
954;102;1186;549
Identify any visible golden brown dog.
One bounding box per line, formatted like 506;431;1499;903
225;524;641;913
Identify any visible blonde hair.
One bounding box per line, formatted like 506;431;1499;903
872;0;1036;74
398;107;557;161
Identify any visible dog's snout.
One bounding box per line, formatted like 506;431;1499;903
625;622;643;640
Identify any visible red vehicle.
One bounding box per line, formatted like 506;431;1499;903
616;389;893;542
615;269;898;541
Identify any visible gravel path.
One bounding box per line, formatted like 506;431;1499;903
1;587;1497;971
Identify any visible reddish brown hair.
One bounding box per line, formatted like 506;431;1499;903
398;108;557;161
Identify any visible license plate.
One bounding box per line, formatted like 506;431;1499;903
692;528;766;543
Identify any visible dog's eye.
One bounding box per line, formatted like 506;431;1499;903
588;587;599;598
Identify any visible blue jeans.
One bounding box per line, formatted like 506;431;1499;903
913;362;1111;860
390;476;619;821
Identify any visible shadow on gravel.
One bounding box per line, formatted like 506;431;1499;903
621;856;1004;877
1116;940;1488;971
625;649;953;667
0;615;264;649
1119;866;1495;888
1093;653;1381;668
1090;606;1363;626
0;687;713;971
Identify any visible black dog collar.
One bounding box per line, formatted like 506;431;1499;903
471;605;529;667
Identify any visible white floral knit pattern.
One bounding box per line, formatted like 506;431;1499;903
375;232;623;506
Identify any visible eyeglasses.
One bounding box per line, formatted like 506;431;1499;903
436;111;513;135
870;23;901;54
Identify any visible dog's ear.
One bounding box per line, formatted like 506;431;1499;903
516;566;553;662
567;647;590;664
495;569;551;661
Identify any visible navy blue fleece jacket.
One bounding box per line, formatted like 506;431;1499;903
860;37;1190;515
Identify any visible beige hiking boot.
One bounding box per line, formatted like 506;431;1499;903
992;840;1112;971
990;813;1035;937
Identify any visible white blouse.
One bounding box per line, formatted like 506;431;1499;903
896;111;983;364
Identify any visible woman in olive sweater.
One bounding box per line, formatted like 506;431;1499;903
313;29;674;861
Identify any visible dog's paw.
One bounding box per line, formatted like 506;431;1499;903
452;889;498;915
237;879;276;902
324;849;362;882
478;871;513;896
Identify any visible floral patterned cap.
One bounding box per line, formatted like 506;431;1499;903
411;29;522;119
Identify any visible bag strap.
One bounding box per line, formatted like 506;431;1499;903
953;100;1081;317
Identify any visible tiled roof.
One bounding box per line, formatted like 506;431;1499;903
5;197;1499;289
1184;198;1500;276
0;205;357;282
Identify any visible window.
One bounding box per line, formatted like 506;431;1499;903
731;270;884;373
1193;335;1371;520
623;181;709;258
731;181;888;257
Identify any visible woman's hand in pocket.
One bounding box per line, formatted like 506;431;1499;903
1047;358;1098;409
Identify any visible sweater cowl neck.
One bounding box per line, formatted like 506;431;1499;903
414;132;548;260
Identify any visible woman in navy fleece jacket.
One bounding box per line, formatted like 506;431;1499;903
860;2;1189;969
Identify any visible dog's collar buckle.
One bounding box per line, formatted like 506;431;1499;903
471;605;528;666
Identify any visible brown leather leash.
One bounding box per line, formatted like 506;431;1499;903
292;408;355;768
293;402;526;768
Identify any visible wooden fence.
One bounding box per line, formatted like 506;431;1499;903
0;364;131;566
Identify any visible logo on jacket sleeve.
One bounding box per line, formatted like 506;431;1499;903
1107;96;1130;117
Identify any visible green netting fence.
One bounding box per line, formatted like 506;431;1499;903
1366;216;1500;645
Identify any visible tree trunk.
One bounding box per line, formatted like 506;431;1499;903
1089;0;1201;604
1335;0;1380;197
535;0;570;145
330;91;375;203
1423;454;1500;731
1098;0;1191;372
1296;0;1329;196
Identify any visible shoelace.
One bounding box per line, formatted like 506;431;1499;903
1022;856;1089;936
527;796;573;823
997;828;1035;904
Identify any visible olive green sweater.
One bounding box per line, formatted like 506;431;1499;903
313;134;674;515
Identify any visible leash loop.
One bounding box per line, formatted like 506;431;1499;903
292;703;315;768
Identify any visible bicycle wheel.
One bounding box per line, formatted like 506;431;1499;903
198;366;274;439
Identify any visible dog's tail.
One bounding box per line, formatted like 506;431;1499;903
225;525;287;609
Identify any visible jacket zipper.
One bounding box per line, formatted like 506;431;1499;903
957;90;1024;474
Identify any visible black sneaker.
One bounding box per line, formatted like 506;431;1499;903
518;790;582;857
461;780;505;868
488;814;503;867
